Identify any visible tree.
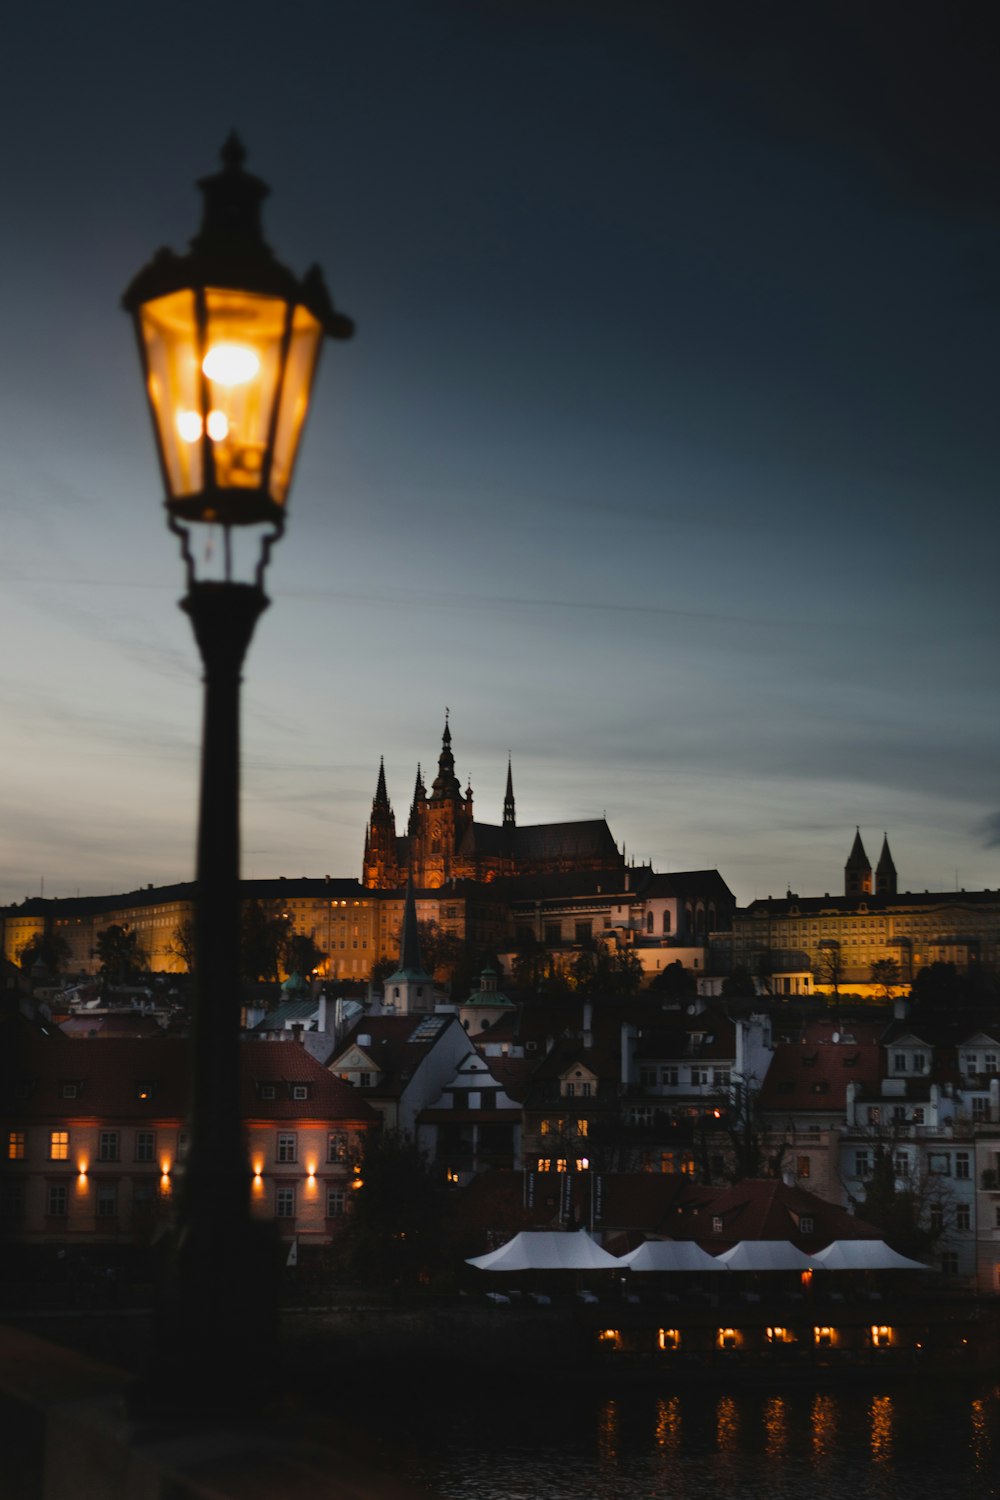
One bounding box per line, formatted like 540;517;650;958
283;932;327;978
18;931;71;976
166;918;196;975
95;924;147;985
648;960;696;999
816;939;844;996
845;1125;954;1261
869;956;902;1001
336;1130;446;1285
721;964;757;999
240;901;293;983
707;1075;789;1185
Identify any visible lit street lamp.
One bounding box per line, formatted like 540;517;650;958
122;135;352;1410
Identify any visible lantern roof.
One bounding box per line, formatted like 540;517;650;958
122;134;353;341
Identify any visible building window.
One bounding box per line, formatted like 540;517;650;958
928;1153;950;1176
537;1158;551;1173
940;1251;959;1275
712;1216;723;1234
855;1151;871;1179
663;911;671;935
929;1203;944;1233
292;1086;308;1101
972;1098;989;1121
276;1186;296;1219
47;1182;68;1217
135;1131;155;1163
97;1183;118;1219
261;1084;277;1100
796;1156;811;1180
49;1131;69;1161
1;1184;24;1219
912;1108;925;1125
799;1216;814;1235
327;1188;346;1218
714;1069;731;1087
61;1082;79;1099
955;1152;971;1179
277;1134;297;1164
98;1132;119;1162
661;1067;678;1086
867;1107;880;1126
545;924;561;946
358;1072;371;1088
894;1054;907;1072
691;1067;708;1086
7;1132;25;1161
912;1053;927;1073
955;1203;971;1231
327;1132;347;1164
894;1153;909;1178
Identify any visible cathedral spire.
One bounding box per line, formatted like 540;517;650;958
876;832;897;896
374;755;389;809
431;710;461;801
503;755;516;828
845;827;872;896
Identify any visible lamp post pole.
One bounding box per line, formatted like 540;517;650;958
123;139;351;1411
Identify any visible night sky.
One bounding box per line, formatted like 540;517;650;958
0;2;996;909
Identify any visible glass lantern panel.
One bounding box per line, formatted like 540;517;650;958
202;288;288;497
139;290;203;499
269;305;323;505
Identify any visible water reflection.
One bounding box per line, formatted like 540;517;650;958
870;1395;893;1466
654;1396;682;1456
764;1395;788;1459
811;1392;837;1462
596;1397;619;1467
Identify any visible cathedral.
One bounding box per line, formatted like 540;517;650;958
362;717;625;890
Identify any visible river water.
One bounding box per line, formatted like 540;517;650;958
344;1379;1000;1500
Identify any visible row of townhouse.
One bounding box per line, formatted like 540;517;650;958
0;1019;376;1250
757;1004;1000;1291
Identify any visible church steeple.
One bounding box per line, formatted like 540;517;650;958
431;710;461;802
362;756;399;889
381;873;434;1015
408;763;426;835
845;827;872;896
876;833;897;896
503;756;516;828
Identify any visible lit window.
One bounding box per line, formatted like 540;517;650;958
49;1131;69;1161
796;1156;810;1179
7;1132;25;1161
537;1158;551;1172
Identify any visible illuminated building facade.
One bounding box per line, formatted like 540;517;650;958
362;718;625;890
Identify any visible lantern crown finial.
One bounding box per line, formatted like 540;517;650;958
192;134;272;263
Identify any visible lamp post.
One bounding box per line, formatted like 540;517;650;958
122;136;352;1410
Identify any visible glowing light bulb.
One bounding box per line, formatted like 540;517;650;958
206;409;229;441
202;342;260;386
177;410;203;443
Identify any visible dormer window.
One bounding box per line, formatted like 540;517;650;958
292;1085;308;1101
60;1082;79;1100
712;1216;723;1234
261;1084;277;1101
912;1053;927;1073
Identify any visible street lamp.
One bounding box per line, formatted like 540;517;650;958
122;135;351;1412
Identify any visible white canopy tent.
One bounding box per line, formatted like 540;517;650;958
466;1230;621;1273
715;1240;817;1272
617;1239;727;1274
810;1239;933;1272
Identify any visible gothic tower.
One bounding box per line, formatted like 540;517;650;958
503;756;516;828
845;828;872;896
875;833;897;896
362;757;399;889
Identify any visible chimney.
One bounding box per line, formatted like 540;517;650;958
893;997;910;1021
317;993;328;1033
291;1023;304;1045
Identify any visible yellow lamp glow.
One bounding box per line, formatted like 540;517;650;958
123;137;352;539
203;342;260;386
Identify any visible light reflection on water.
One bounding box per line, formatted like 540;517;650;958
393;1383;1000;1500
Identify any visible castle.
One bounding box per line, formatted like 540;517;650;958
362;716;625;890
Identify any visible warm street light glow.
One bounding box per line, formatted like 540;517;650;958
203;342;260;386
